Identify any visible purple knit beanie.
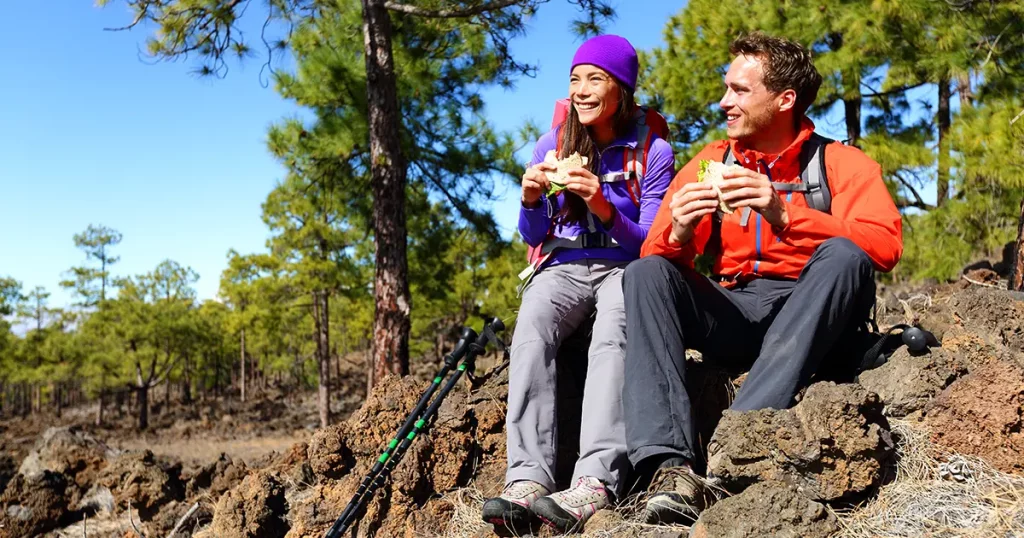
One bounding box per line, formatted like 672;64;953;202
571;34;639;92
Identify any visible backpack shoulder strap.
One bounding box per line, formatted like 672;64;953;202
722;143;737;166
635;115;652;173
621;108;653;208
554;125;563;158
799;133;835;214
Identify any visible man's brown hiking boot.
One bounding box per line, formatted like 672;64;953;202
643;466;717;525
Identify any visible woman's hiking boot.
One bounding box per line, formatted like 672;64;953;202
481;480;549;531
531;476;609;533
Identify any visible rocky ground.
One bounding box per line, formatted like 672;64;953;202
1;277;1023;537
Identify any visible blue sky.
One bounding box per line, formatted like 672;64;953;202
0;1;690;311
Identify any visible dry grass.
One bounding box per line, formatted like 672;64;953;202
432;420;1024;538
834;419;1024;538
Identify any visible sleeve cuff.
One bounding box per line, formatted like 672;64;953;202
605;205;623;230
604;206;632;243
521;198;544;211
773;201;796;236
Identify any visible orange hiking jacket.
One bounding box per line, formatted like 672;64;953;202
641;119;902;284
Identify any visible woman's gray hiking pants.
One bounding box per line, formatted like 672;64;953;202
505;258;629;498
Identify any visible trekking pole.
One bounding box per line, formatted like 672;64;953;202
327;326;475;534
324;318;506;538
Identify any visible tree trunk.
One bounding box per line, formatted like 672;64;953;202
211;352;219;398
363;0;411;385
136;364;149;430
957;73;973;106
1010;199;1024;291
261;356;268;392
54;383;62;418
313;290;331;428
843;97;861;146
115;390;125;418
240;328;247;403
22;383;30;417
95;390;105;427
181;353;192;404
937;74;951;207
137;385;149;430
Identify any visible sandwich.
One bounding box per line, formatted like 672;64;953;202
697;160;742;214
543;151;588;195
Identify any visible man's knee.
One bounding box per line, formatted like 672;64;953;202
810;237;873;279
623;256;679;293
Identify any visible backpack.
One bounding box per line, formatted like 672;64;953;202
519;100;670;286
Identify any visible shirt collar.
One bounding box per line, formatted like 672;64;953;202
730;116;817;169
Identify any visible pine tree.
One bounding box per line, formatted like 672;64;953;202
60;224;123;307
99;260;200;429
0;278;23;417
220;251;271;404
0;278;20;319
97;0;614;386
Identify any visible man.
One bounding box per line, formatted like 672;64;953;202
622;32;902;525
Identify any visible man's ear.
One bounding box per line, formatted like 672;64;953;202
776;88;798;113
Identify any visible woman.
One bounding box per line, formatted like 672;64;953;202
481;34;674;533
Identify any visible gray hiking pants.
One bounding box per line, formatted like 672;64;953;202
506;258;629;497
622;238;876;467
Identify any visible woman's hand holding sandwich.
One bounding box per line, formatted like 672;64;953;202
564;168;615;226
522;161;554;207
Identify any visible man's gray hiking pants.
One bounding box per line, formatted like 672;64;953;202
506;258;629;497
622;237;876;468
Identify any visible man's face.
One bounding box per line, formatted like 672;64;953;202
719;54;780;143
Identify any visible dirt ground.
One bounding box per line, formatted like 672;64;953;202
2;277;1023;538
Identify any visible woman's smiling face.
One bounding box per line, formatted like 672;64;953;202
570;64;621;128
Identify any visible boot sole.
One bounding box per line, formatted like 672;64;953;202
482;499;534;533
645;493;700;525
530;497;583;533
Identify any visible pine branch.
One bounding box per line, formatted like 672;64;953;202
979;22;1013;68
860;82;928;99
153;354;183;387
894;171;935;211
1011;109;1024;126
896;198;934;210
103;4;149;31
383;0;524;18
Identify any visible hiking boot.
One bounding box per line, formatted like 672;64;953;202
531;476;609;533
644;466;716;525
481;480;549;529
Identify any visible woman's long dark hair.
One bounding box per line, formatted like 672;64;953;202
556;83;637;226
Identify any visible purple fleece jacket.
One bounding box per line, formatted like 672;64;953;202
518;125;674;266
